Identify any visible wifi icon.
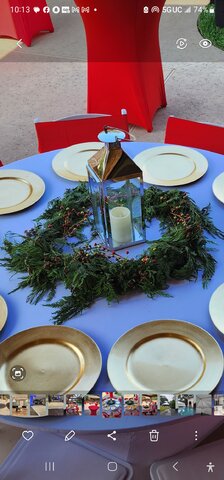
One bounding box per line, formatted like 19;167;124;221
151;5;160;13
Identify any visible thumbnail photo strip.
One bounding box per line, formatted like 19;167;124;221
0;392;223;418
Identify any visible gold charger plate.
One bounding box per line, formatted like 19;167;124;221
0;326;102;394
107;320;223;393
52;142;103;181
209;283;224;334
0;296;8;331
0;170;45;215
212;172;224;204
133;145;208;186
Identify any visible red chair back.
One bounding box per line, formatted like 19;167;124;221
0;161;3;167
165;117;224;155
34;112;129;153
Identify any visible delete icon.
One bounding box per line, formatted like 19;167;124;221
149;429;159;442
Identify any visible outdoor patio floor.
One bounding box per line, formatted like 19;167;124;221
0;0;223;165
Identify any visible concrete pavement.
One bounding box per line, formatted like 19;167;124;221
0;1;223;164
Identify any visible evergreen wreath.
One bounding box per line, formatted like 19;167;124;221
1;184;223;325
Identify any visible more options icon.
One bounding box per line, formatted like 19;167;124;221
176;38;188;49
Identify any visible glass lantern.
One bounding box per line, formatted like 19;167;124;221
87;128;145;250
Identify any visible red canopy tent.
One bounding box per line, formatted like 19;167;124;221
75;0;166;131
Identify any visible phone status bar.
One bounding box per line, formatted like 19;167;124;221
9;4;208;15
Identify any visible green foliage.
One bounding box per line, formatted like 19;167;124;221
1;185;223;325
198;5;224;51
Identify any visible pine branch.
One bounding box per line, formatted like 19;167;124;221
1;185;223;324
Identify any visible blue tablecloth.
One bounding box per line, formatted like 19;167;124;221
0;142;224;431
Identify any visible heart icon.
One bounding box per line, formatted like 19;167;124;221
33;7;40;13
22;430;34;441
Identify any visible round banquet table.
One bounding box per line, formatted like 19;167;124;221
0;142;224;432
75;0;167;131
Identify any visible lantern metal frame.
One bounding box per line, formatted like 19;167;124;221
87;131;145;250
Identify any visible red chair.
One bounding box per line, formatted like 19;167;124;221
164;116;224;155
34;110;129;153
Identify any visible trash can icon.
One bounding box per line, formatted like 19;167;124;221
149;430;159;442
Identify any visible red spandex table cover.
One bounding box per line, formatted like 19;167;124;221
165;117;224;155
0;0;54;47
75;0;167;131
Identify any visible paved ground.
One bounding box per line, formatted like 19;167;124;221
0;422;23;465
30;404;48;416
48;401;65;409
0;1;223;164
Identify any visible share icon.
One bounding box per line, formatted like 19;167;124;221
107;430;117;441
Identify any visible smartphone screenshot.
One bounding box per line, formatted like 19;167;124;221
0;1;224;478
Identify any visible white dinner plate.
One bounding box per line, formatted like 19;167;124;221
52;142;103;181
212;172;224;204
107;320;223;393
133;145;208;186
209;283;224;334
0;295;8;331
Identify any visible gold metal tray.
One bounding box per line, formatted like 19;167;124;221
0;295;8;331
0;326;102;394
209;283;224;335
212;172;224;204
133;145;208;186
0;170;45;215
52;142;102;181
107;320;223;393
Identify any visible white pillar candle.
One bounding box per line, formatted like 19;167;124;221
109;206;132;245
